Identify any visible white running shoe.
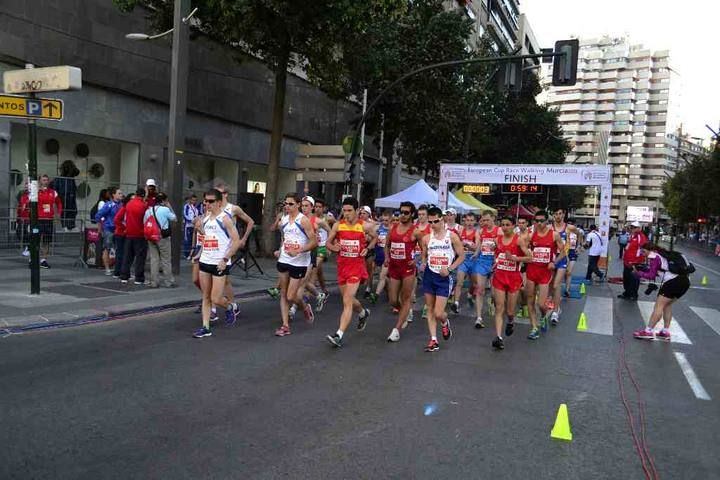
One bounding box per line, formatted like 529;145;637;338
21;247;30;257
387;328;400;342
551;311;560;325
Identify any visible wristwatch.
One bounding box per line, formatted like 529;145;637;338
448;266;455;273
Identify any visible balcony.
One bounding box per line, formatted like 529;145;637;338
578;124;597;132
574;134;596;142
597;92;616;101
648;104;668;112
653;59;669;69
597;113;614;122
597;103;616;111
636;81;650;90
598;81;618;91
580;103;599;111
648;92;669;101
604;60;627;70
652;71;670;80
645;125;666;133
611;135;632;143
574;144;595;153
644;147;670;155
647;115;667;123
599;71;618;80
559;103;582;112
562;114;581;122
581;92;598;101
609;145;631;154
581;71;600;80
581;82;600;91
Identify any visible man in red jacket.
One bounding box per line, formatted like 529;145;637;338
619;221;648;301
37;174;63;268
119;188;148;285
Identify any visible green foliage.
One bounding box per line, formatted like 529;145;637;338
663;147;720;223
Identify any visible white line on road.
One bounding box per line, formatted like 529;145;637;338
637;301;692;345
673;352;711;401
690;306;720;337
689;260;720;277
580;296;613;335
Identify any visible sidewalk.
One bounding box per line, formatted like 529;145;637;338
0;253;336;334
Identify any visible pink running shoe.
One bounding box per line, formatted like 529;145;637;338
633;328;654;340
303;304;315;324
275;325;291;337
656;329;671;341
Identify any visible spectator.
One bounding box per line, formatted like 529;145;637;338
584;224;605;281
144;192;177;288
52;160;80;231
16;186;30;257
619;221;648;301
145;179;158;208
90;189;110;225
37;174;63;269
95;187;124;275
120;188;148;285
617;227;629;259
112;193;133;278
183;194;199;258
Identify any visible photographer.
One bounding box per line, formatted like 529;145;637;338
632;243;693;341
618;221;648;301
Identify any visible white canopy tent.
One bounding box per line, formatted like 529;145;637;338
374;179;478;213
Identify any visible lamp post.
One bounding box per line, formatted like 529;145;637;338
126;2;196;275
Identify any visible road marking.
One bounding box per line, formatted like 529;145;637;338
690;306;720;336
690;260;720;277
580;296;613;335
673;352;711;401
637;301;692;345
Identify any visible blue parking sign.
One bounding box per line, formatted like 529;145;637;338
26;100;42;116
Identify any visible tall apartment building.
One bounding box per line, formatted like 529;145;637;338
666;127;709;172
544;37;674;223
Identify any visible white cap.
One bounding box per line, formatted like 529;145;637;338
444;208;456;215
630;221;641;227
146;179;156;187
361;206;372;215
302;195;315;206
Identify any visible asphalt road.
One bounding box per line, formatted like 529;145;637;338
2;251;720;479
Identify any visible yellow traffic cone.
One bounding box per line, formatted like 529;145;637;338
609;255;612;262
551;403;573;441
702;275;708;286
579;282;586;295
577;312;587;332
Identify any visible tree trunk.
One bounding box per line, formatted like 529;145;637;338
261;49;290;256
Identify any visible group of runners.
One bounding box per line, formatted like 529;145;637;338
187;187;588;351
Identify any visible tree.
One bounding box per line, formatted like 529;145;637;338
663;148;720;224
114;0;405;254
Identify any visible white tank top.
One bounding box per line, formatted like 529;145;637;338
317;216;328;246
279;213;311;267
427;230;455;274
199;214;232;265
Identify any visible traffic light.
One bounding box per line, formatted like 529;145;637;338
344;154;355;183
497;60;523;93
552;39;579;86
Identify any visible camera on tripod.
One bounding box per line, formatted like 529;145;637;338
645;283;658;295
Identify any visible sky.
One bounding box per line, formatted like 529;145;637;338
522;0;719;142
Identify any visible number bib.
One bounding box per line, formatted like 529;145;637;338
390;242;406;260
203;238;219;251
532;247;551;264
429;255;449;268
496;252;518;272
283;240;301;253
340;239;360;258
481;239;495;255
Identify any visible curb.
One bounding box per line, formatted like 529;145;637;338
0;288;272;336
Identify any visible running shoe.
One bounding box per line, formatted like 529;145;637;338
450;301;460;315
527;327;540;340
316;292;328;312
551;311;559;326
194;304;202;314
475;316;486;329
134;280;145;285
21;247;29;257
303;303;315;324
401;309;413;330
656;329;671;341
424;339;440;352
105;269;112;276
275;325;291;337
210;309;219;323
225;303;239;326
40;260;50;269
387;328;400;342
544;298;555;311
267;287;280;300
441;320;452;340
468;293;475;307
492;336;505;350
562;289;570;298
633;328;655;340
422;304;428;319
326;333;343;348
540;313;548;333
357;309;370;331
392;306;400;315
193;326;212;338
364;289;371;299
289;304;297;321
407;308;414;323
369;292;378;304
505;321;515;337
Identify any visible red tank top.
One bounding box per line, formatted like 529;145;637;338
336;219;366;261
459;227;477;251
479;226;500;256
388;224;417;262
414;223;431;254
530;228;556;264
495;234;522;272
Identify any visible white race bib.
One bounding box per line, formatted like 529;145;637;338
340;239;360;258
532;247;551;264
390;242;406;260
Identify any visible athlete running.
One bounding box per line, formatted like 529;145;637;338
385;202;425;342
193;189;242;338
274;193;317;337
450;212;480;316
371;210;393;304
215;183;255;324
549;208;578;325
311;198;333;308
491;216;532;350
563;218;584;298
420;207;465;353
190;208;219;323
325;197;378;348
291;196;325;317
525;210;566;340
414;205;432;319
515;217;531;318
444;208;460;235
474;211;500;328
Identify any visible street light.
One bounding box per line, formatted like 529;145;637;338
125;1;195;276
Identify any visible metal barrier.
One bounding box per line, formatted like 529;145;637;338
0;214;88;260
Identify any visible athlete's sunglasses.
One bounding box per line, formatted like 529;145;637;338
534;218;547;223
204;199;216;204
429;219;442;224
284;202;297;206
399;210;412;215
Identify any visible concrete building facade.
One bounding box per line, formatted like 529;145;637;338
544;36;674;223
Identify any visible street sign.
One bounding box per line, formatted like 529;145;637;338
0;94;63;121
626;206;654;223
3;66;82;94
